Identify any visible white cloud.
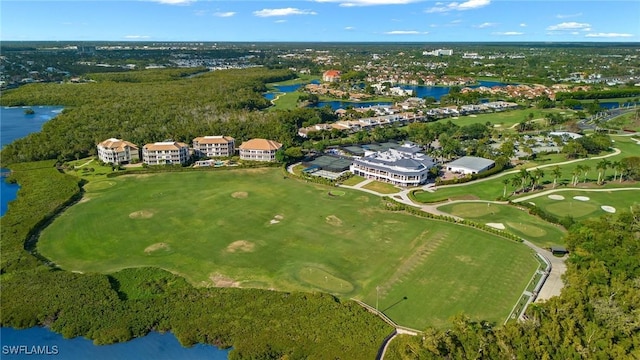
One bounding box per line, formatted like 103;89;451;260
345;26;355;30
520;23;527;27
546;22;591;31
475;22;497;28
556;12;582;19
150;0;194;5
492;31;523;36
124;35;151;39
213;12;236;17
253;8;317;17
384;30;427;34
275;20;287;23
315;0;424;7
585;32;633;38
426;0;490;13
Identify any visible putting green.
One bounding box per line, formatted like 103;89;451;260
446;202;502;218
545;201;599;218
506;222;547;238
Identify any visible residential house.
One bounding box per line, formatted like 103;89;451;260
192;135;235;157
238;138;283;162
97;138;139;165
142;141;190;165
322;70;341;82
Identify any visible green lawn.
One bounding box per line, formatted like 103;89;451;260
38;168;537;329
362;180;400;194
341;175;365;186
519;189;640;223
437;108;574;130
436;202;567;248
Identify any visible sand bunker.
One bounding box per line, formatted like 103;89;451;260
528;202;536;206
548;194;565;200
231;191;248;199
226;240;255;253
210;273;240;288
601;205;616;213
144;242;170;253
269;214;283;224
573;196;590;201
486;223;506;230
326;215;343;226
129;210;154;219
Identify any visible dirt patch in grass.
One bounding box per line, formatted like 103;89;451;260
226;240;256;253
129;210;154;219
144;242;170;253
231;191;248;199
326;215;343;226
210;273;240;287
79;197;91;203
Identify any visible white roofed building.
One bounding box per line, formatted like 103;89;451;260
350;143;435;187
445;156;495;175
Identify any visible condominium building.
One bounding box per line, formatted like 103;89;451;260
238;138;282;162
142;141;190;165
96;138;139;165
192;135;235;157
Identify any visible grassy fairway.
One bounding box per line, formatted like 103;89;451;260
437;108;573;130
436;202;567;248
522;189;640;222
362;180;400;194
39;168;537;329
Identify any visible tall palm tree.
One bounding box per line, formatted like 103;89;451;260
519;168;530;192
596;159;610;185
573;165;583;186
582;164;591;183
611;161;621;182
532;168;545;190
552;165;562;189
511;175;522;194
501;177;510;198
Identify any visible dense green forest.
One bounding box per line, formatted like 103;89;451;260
0;67;313;164
0;161;391;358
386;206;640;359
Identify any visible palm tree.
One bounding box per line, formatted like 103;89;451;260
519;168;530;192
532;168;545;190
582;164;591;183
552;165;562;189
511;175;522;194
611;161;621;182
596;159;610;185
573;165;583;186
501;177;510;198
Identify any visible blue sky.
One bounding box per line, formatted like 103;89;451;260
2;0;639;42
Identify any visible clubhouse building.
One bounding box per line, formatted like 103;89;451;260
350;142;435;186
238;138;282;162
142;141;190;165
97;138;139;165
192;135;235;157
445;156;495;175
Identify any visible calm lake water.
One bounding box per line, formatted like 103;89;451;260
1;106;64;216
0;327;230;360
0;106;230;359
